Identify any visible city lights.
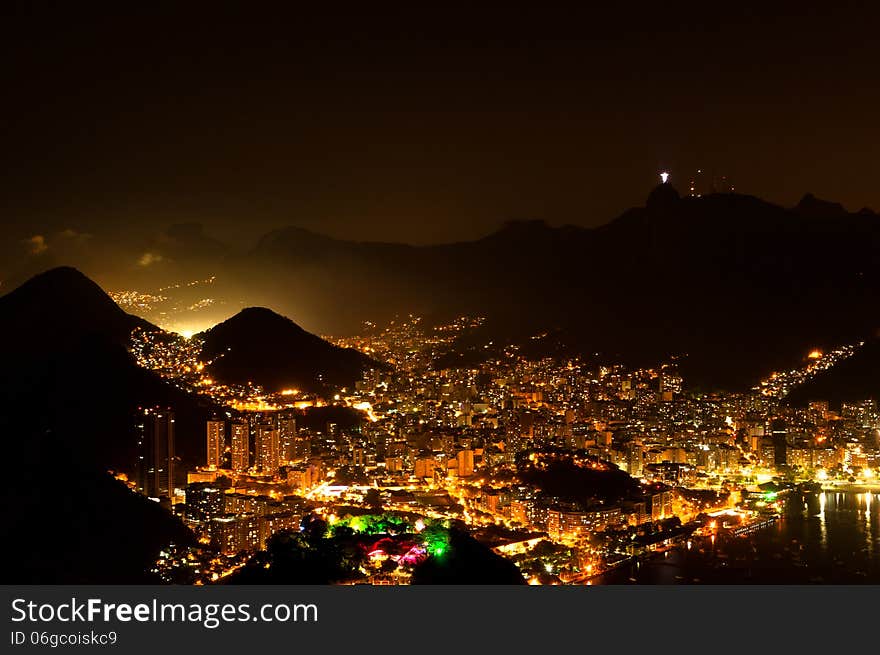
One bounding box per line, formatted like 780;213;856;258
125;309;880;587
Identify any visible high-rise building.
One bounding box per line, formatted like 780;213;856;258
136;407;175;501
260;512;302;548
291;433;311;462
456;449;475;477
185;483;224;525
206;419;225;468
771;418;787;468
255;422;280;473
286;463;323;491
650;491;674;522
627;443;644;477
415;456;439;478
210;515;261;555
231;421;250;472
546;508;595;540
278;412;298;463
385;456;405;473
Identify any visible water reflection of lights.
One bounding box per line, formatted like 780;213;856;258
818;492;827;549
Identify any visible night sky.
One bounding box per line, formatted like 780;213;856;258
2;3;878;257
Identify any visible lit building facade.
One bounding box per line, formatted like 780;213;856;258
136;407;176;502
231;421;249;472
206;419;225;468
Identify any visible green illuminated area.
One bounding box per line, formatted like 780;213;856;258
329;513;410;536
326;512;453;558
422;525;451;558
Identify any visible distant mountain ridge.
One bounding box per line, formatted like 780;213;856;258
225;187;880;390
6;184;880;395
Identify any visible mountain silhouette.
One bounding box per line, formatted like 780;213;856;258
225;188;880;390
794;193;847;218
0;265;152;346
0;267;211;582
0;265;220;468
198;306;382;393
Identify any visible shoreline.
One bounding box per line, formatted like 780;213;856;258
818;483;880;493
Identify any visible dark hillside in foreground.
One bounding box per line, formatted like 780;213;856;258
0;267;204;582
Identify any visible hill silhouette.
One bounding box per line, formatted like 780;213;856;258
519;459;641;506
786;337;880;407
410;528;526;584
198;306;382;393
0;266;221;469
0;266;152;346
0;267;210;582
